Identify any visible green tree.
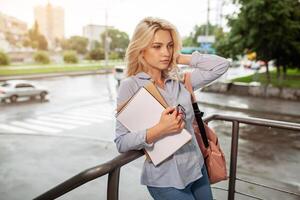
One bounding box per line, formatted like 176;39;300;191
182;35;194;47
24;21;48;50
0;51;10;66
33;51;50;64
101;28;129;58
225;0;300;82
61;36;88;54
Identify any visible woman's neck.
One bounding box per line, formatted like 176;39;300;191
146;68;164;84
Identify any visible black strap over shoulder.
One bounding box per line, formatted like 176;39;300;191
192;102;209;148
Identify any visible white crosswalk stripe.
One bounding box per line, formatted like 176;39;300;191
25;119;76;129
66;111;113;120
0;124;37;134
0;103;115;135
10;121;61;133
49;114;104;123
37;116;91;126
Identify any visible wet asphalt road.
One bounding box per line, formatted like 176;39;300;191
0;74;299;200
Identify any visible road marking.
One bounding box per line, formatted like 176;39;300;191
37;116;91;126
10;121;61;133
0;124;37;134
66;111;113;120
49;114;104;123
25;119;76;129
0;101;116;134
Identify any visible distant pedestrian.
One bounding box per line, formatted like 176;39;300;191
114;17;230;200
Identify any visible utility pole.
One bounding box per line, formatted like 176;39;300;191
219;0;225;28
205;0;210;36
104;8;109;68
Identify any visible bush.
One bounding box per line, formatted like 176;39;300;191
33;51;50;64
0;51;10;66
88;48;104;60
109;51;120;60
63;51;78;63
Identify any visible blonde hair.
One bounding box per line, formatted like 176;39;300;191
125;17;182;79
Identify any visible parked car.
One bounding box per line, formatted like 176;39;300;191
113;65;126;86
0;80;49;103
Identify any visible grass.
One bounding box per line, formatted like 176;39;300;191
233;68;300;89
0;64;113;76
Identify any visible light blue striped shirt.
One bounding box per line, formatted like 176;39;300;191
114;52;230;189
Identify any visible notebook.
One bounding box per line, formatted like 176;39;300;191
116;86;192;166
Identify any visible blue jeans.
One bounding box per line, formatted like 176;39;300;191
147;165;213;200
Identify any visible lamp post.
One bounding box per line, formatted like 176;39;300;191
103;6;113;101
104;8;109;68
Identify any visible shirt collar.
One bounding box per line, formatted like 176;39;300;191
135;72;152;80
135;71;173;83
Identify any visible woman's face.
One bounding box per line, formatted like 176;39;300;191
142;29;174;72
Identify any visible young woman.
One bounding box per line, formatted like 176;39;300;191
115;17;230;200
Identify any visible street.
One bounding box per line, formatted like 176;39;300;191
0;73;299;200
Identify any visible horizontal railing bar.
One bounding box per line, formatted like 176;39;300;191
236;177;300;197
234;191;264;200
34;114;300;200
34;150;144;200
211;186;228;192
205;114;300;131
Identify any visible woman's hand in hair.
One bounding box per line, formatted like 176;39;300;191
176;54;192;65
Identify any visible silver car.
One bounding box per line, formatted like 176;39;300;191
0;80;48;103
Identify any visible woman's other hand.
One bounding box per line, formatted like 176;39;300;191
146;107;185;144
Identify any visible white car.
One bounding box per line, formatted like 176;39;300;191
113;65;126;86
0;80;49;103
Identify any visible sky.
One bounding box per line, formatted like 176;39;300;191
0;0;238;38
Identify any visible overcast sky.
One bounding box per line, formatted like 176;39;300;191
0;0;238;38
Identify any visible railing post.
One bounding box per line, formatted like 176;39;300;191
107;167;120;200
228;121;239;200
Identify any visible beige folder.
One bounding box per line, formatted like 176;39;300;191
116;83;192;166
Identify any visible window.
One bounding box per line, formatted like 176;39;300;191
15;84;34;88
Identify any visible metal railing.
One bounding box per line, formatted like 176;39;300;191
34;114;300;200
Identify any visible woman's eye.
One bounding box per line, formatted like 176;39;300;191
153;46;160;49
168;44;174;48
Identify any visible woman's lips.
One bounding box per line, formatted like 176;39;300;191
160;60;169;64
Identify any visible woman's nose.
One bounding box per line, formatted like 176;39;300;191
161;46;170;56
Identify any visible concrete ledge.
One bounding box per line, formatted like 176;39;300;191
0;69;113;81
203;81;300;101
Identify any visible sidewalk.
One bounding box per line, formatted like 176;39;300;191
196;91;300;117
0;134;151;200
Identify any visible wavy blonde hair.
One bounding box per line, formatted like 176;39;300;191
125;17;182;79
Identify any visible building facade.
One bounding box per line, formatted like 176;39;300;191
82;24;113;50
0;12;28;51
34;3;64;49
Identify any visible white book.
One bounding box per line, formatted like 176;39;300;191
116;87;192;166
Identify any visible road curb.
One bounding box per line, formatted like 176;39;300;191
197;100;300;118
0;69;113;81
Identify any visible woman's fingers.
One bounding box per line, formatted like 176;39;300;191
176;115;182;124
163;107;175;115
180;121;185;129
